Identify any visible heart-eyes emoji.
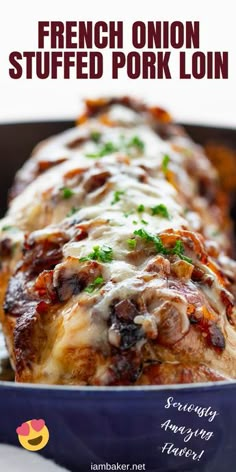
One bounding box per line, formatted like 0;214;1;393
16;418;49;451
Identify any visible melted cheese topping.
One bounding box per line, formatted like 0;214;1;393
0;100;235;385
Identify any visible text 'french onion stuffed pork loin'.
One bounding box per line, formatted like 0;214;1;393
0;97;236;385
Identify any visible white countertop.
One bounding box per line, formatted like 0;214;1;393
0;445;69;472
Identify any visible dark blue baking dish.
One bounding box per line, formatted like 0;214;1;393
0;121;235;472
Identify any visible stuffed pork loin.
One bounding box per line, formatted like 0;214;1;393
0;97;235;385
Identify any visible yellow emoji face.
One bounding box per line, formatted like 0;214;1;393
16;419;49;451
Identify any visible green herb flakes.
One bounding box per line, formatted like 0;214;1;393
137;204;145;213
127;238;137;250
86;141;118;158
80;245;113;263
84;276;104;293
86;134;145;159
1;225;14;231
111;190;125;205
151;204;169;219
134;228;167;254
90;131;101;143
124;210;134;218
127;136;145;152
170;240;192;264
67;207;79;217
162;154;170;173
61;187;74;199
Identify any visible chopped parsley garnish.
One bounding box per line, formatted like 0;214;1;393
1;225;14;231
127;238;137;249
61;187;74;199
111;190;125;205
162;154;170;173
80;245;113;263
170;240;192;263
141;219;148;225
133;228;192;263
84;276;104;293
132;220;138;225
151;204;169;219
90;131;101;143
86;141;118;158
86;134;145;159
134;228;167;254
127;135;145;152
211;229;220;237
137;204;145;213
67;207;79;217
124;210;134;218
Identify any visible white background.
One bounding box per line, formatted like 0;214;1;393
0;0;235;126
